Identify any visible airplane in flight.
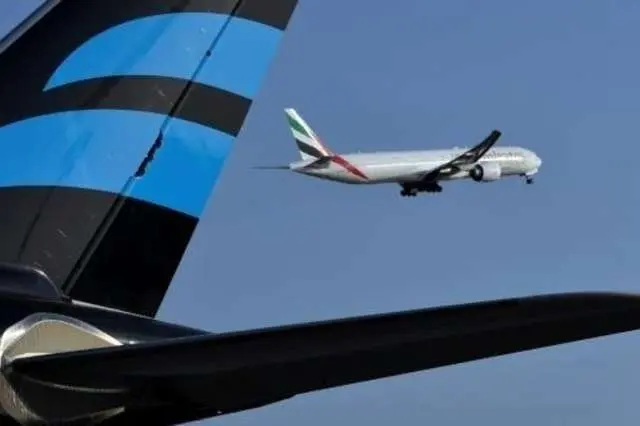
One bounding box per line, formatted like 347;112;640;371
261;108;542;197
0;1;637;425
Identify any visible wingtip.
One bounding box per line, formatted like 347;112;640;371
489;129;502;140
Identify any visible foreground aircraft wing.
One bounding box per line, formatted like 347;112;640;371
417;130;501;182
0;0;298;317
7;292;640;424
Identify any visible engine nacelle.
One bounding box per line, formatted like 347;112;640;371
0;313;125;425
469;163;502;182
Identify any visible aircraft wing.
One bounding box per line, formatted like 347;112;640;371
417;130;502;182
7;292;640;424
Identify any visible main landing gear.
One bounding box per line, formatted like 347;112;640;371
400;183;442;197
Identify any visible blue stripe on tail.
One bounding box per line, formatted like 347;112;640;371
44;13;283;99
128;115;234;217
0;110;231;217
0;11;287;217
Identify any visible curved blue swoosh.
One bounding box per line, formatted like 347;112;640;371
44;13;283;99
0;110;232;217
128;116;233;218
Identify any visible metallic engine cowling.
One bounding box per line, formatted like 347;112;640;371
0;313;125;425
470;163;502;182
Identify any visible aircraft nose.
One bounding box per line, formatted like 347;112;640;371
533;153;542;168
526;151;541;169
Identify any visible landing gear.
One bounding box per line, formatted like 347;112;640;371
521;172;535;184
400;188;417;197
400;183;442;197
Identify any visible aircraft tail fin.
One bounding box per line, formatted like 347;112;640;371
284;108;333;160
0;0;299;317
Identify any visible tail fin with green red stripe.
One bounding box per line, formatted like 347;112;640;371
284;108;333;160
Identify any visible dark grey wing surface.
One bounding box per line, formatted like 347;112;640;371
8;292;640;424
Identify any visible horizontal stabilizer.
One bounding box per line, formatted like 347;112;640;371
7;292;640;421
252;165;291;170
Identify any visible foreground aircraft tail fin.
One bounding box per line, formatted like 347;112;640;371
284;108;333;160
0;0;299;317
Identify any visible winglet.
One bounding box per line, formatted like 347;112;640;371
485;130;502;145
453;129;502;165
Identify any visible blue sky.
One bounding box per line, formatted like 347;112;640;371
2;0;640;425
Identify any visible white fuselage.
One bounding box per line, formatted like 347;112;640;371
290;146;542;185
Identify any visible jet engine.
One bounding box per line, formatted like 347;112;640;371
469;163;501;182
0;313;126;425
